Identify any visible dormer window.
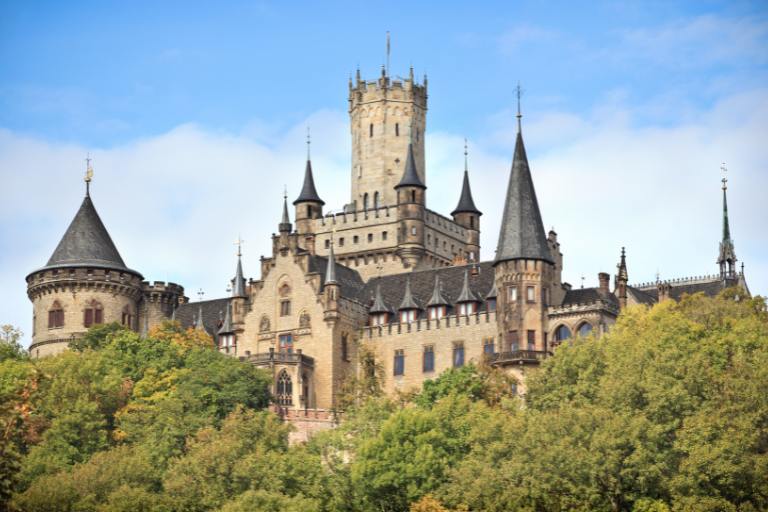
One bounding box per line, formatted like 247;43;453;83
457;302;477;316
399;309;417;323
370;312;388;326
428;306;446;320
487;298;497;311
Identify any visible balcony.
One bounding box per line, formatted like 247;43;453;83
485;350;550;367
244;349;315;369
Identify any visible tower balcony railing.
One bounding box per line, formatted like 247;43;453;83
244;348;315;369
484;350;550;366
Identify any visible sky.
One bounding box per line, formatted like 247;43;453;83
1;0;766;347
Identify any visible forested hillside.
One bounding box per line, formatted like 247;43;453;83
1;290;766;511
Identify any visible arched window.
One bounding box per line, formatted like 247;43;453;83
577;322;593;337
48;301;64;328
121;305;133;328
363;193;369;211
369;123;373;137
276;370;293;406
84;300;103;328
373;191;379;209
554;325;572;342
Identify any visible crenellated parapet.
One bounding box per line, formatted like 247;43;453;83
26;266;144;302
361;309;497;340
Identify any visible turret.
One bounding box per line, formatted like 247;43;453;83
395;144;426;268
397;276;421;323
615;247;628;309
323;236;340;322
230;239;249;326
369;284;392;326
427;273;450;320
455;268;481;316
717;166;737;279
451;140;482;262
294;157;324;234
217;303;236;355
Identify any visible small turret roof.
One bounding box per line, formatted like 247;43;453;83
452;170;481;216
369;284;392;314
279;194;292;233
232;252;246;297
217;303;234;335
293;159;325;205
456;268;481;303
395;143;426;189
485;280;498;299
398;276;421;310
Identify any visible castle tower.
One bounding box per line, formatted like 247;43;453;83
718;166;737;280
395;143;426;268
294;157;325;234
26;169;145;357
493;101;555;355
349;66;427;209
451;141;482;262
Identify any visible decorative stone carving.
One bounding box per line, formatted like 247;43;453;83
299;311;311;329
259;315;270;332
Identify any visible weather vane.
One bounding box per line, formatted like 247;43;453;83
720;162;728;190
306;126;311;159
464;138;468;171
234;235;244;257
515;82;524;131
197;288;205;302
84;153;94;194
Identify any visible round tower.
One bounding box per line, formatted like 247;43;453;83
395;143;426;268
26;176;144;357
349;66;427;209
451;142;482;262
293;158;324;235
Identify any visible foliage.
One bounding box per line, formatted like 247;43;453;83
0;325;25;363
414;363;517;408
69;322;127;352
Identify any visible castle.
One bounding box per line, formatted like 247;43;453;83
27;65;750;421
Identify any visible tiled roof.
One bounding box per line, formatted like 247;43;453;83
293;159;324;205
175;298;230;343
560;287;619;308
637;279;728;301
308;255;366;301
395;143;426;189
451;169;481;216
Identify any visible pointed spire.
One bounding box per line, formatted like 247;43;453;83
395;143;426;189
617;246;628;282
427;273;450;307
494;124;553;264
718;163;737;277
398;276;420;311
325;233;337;285
195;304;207;332
218;302;234;335
279;188;292;233
452;139;482;216
456;268;481;303
232;237;247;297
369;283;391;314
293;157;325;205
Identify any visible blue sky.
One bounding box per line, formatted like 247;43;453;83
1;0;767;346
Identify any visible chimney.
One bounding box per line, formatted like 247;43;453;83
598;272;610;292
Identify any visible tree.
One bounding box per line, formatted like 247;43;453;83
0;325;25;362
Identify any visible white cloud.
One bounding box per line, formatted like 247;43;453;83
1;89;767;348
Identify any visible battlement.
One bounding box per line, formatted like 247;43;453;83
360;310;497;340
425;209;469;239
141;281;186;303
549;299;619;316
349;71;427;110
632;274;728;290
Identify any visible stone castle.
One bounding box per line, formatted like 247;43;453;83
27;64;750;422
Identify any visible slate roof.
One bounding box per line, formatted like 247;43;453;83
175;298;230;343
364;262;495;319
308;255;366;301
40;194;142;276
398;277;421;310
495;131;553;264
636;279;728;301
231;255;247;297
293;159;325;205
452;170;481;216
560;287;619;308
627;286;657;306
395;143;426;189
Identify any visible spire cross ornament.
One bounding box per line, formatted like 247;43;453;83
306;127;311;160
515;82;524;132
464;138;468;172
84;153;94;194
234;235;244;257
720;162;728;191
197;289;205;302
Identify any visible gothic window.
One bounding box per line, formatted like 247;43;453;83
527;330;536;351
577;322;593;337
423;345;435;373
410;190;416;203
526;286;536;303
453;343;465;368
369;123;373;137
395;123;400;136
363;193;369;211
341;334;349;362
373;191;379;209
276;370;292;406
508;286;518;302
470;216;475;229
299;311;311;329
279;333;293;353
306;205;312;217
259;315;270;332
393;349;405;376
280;300;291;317
555;325;572;342
484;338;495;355
121;305;133;328
84;300;103;328
48;301;64;328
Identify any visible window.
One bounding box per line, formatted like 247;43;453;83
121;306;133;328
371;312;388;326
410;190;416;202
453;344;465;367
84;301;103;328
341;334;349;362
48;301;64;328
400;309;417;323
279;333;293;353
369;123;373;137
527;330;536;351
325;239;330;249
483;338;495;355
458;302;476;316
306;205;312;217
353;235;359;244
367;233;373;243
526;286;535;303
395;123;400;136
487;298;497;312
373;191;379;209
393;349;405;376
280;300;291;317
411;226;417;236
382;231;388;241
338;237;345;247
470;216;475;229
508;286;518;302
423;345;435;372
577;322;593;337
276;370;292;406
507;330;519;351
428;306;445;320
555;325;572;342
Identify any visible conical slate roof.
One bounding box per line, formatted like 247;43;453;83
279;194;292;233
395;144;426;189
293;159;324;205
398;277;421;310
217;303;234;335
42;193;139;274
232;254;246;297
456;268;481;303
485;280;498;299
452;170;481;216
427;274;450;307
494;131;553;264
369;284;392;314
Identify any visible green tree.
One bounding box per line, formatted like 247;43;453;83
0;325;25;362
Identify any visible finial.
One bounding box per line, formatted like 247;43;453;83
84;153;94;195
197;288;205;302
621;246;626;257
464;138;468;172
741;262;745;274
655;269;660;283
283;184;287;201
306;127;311;160
386;31;391;76
234;235;244;257
580;275;585;289
720;162;728;191
515;82;523;133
